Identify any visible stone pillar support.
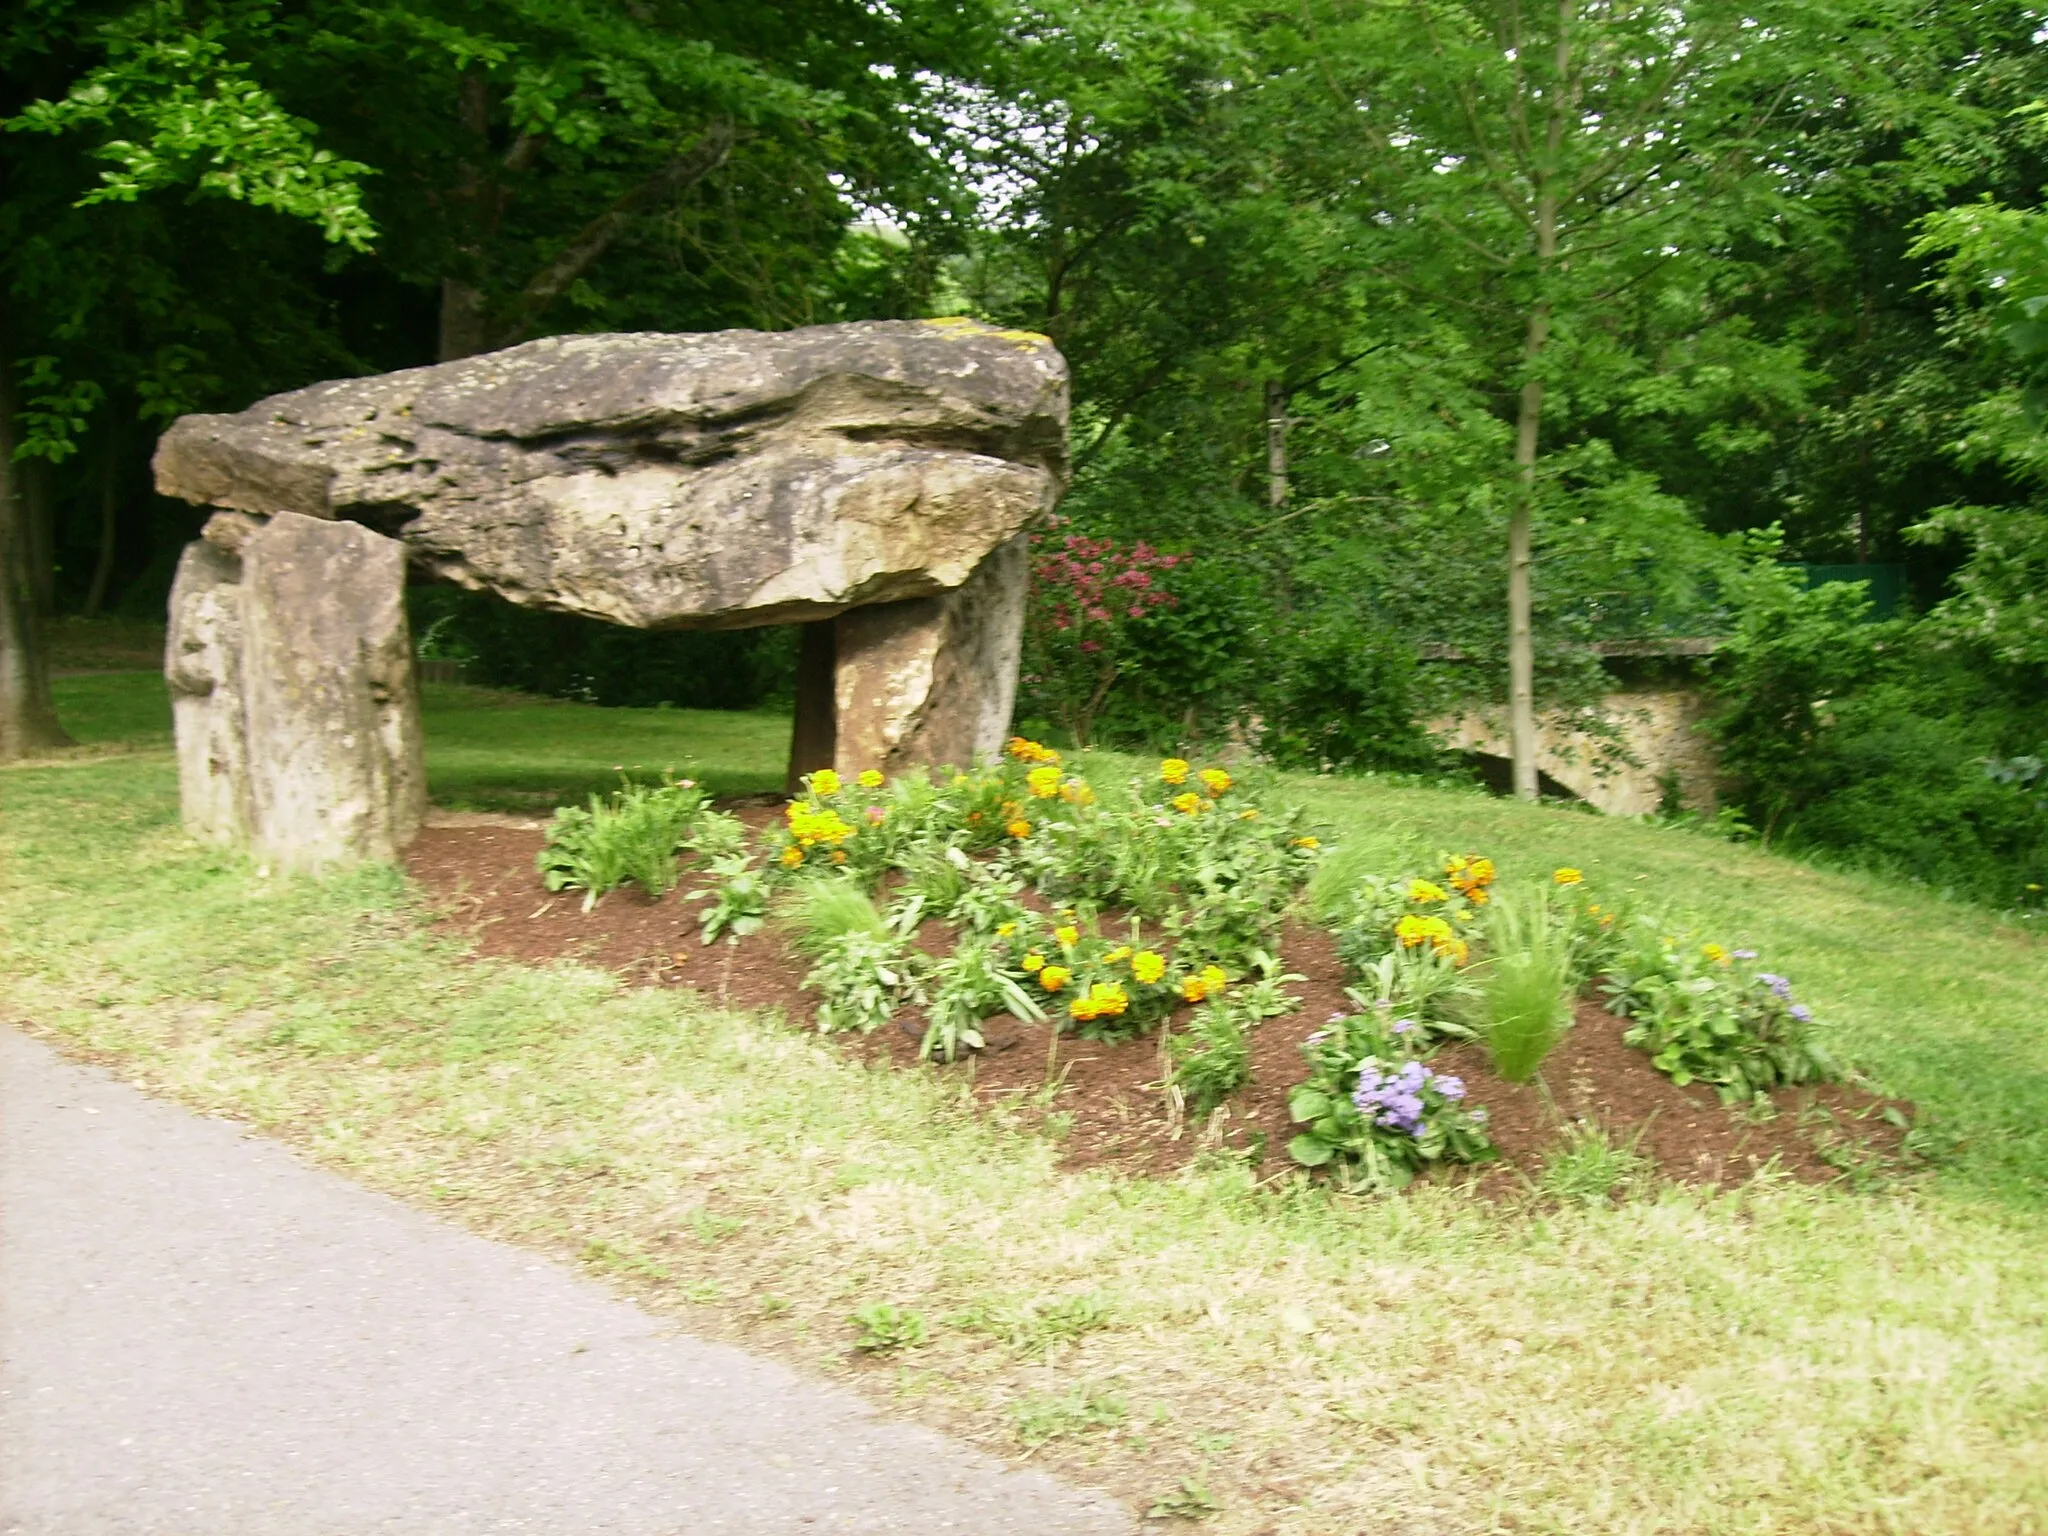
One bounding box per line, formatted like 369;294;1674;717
165;511;425;873
832;533;1028;777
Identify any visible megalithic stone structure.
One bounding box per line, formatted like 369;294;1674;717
154;320;1068;869
166;511;427;873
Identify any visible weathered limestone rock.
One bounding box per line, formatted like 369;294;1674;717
165;512;425;872
155;320;1068;867
834;534;1029;777
153;320;1067;630
1430;690;1720;816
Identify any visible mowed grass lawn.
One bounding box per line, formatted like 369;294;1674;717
6;672;2047;1535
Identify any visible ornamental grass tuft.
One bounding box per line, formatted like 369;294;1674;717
1477;886;1577;1083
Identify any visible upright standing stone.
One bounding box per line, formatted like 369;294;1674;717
833;534;1028;776
165;512;425;873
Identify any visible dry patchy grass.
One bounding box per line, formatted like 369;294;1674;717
5;753;2048;1534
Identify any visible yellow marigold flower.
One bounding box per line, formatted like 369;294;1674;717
1026;765;1063;798
1467;886;1490;906
1103;945;1132;964
810;769;841;796
1181;975;1209;1003
1160;757;1191;785
1069;997;1100;1022
1468;857;1496;885
1085;981;1128;1016
1022;952;1045;972
779;846;804;868
1199;965;1227;995
1440;937;1470;966
857;769;885;789
1238;809;1259;820
1074;783;1096;805
1131;950;1166;984
1553;867;1584;886
1703;943;1730;965
1397;914;1454;948
1039;964;1072;993
1407;879;1448;904
1006;819;1032;839
1294;836;1320;849
1054;925;1079;949
1007;736;1035;760
1171;791;1203;815
997;922;1017;938
1199;767;1231;795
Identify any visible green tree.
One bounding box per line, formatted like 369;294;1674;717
1249;0;1857;796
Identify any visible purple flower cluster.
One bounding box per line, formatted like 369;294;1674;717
1353;1059;1464;1138
1754;971;1816;1022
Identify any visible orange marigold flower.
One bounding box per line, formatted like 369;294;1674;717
779;846;805;868
1039;964;1072;993
1007;819;1032;839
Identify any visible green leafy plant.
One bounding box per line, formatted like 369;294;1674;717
1011;1386;1128;1448
789;882;924;1035
1476;887;1577;1083
1288;1008;1494;1191
1167;1001;1252;1118
690;853;770;945
1601;923;1838;1100
1147;1475;1220;1521
537;776;710;908
1536;1119;1653;1206
922;932;1045;1062
955;1291;1114;1359
849;1302;928;1354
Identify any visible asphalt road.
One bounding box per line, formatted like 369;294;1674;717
0;1028;1133;1535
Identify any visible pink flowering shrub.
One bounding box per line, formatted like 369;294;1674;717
1022;531;1182;746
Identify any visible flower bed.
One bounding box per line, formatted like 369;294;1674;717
401;748;1908;1195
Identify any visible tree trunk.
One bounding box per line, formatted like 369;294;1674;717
1507;5;1570;804
23;455;55;618
438;71;495;363
1265;378;1290;509
1507;306;1546;803
0;365;73;758
83;417;123;617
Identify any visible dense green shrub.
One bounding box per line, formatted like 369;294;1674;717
411;585;797;710
1253;612;1442;773
1710;568;2048;905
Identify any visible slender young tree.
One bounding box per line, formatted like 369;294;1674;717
1266;0;1829;796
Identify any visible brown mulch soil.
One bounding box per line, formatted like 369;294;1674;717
404;814;1911;1194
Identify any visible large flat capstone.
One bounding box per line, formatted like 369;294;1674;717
155;319;1067;630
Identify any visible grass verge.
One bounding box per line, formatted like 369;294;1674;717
5;686;2047;1533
